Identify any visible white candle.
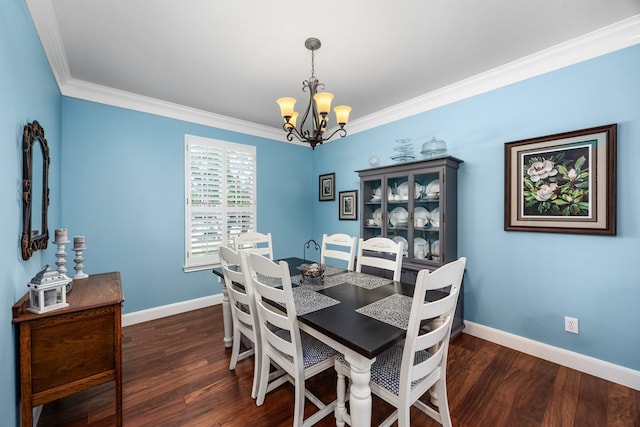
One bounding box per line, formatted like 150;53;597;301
73;236;86;249
54;228;68;243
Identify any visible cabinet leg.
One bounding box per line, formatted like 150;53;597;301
21;403;32;427
116;378;122;426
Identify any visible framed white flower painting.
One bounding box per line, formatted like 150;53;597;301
504;124;617;235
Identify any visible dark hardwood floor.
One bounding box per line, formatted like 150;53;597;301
38;305;640;426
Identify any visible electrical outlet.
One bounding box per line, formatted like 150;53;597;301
565;316;579;334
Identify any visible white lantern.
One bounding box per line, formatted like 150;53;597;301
27;265;71;314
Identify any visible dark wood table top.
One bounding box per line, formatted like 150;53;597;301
298;278;412;358
213;257;448;359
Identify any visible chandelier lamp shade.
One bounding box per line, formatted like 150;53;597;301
277;38;352;150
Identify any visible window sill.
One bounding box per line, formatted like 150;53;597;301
183;264;219;273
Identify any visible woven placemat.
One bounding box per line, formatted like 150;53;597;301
356;294;412;329
292;287;340;315
337;271;394;290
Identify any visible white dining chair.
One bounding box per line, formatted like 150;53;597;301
356;237;403;282
234;231;274;259
219;246;261;398
320;233;357;271
335;257;466;427
246;253;338;427
219;246;286;400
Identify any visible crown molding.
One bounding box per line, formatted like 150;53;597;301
26;1;640;141
347;14;640;134
25;0;285;141
61;78;285;141
26;0;71;88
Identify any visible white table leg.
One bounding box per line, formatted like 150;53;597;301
335;367;347;427
345;353;375;427
222;285;233;348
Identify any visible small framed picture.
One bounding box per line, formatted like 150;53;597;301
339;190;358;220
319;173;335;201
504;123;616;235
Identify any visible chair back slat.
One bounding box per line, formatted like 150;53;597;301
412;325;449;380
418;292;459;322
220;246;248;289
356;237;403;281
415;316;451;350
234;232;274;259
321;233;357;271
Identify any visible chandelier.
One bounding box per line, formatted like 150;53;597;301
277;38;352;150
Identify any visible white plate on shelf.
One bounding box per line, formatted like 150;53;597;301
396;182;409;198
373;208;382;226
396;181;423;200
392;236;409;256
414;237;429;258
430;207;440;228
426;179;440;195
431;240;440;255
414;207;430;227
389;207;409;226
373;186;392;199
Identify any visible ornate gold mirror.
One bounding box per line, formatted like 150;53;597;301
21;121;50;260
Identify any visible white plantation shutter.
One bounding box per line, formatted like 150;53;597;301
185;135;256;270
226;147;256;243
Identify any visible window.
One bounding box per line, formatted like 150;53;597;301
184;135;256;271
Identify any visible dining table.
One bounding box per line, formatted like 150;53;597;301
212;256;449;427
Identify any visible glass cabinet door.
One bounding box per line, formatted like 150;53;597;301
386;174;410;259
362;177;384;241
412;170;442;265
362;171;441;263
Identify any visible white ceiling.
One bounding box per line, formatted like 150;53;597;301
26;0;640;141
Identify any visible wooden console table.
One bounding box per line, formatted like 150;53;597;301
12;272;124;427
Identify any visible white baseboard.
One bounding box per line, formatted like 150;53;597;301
464;321;640;391
122;294;223;327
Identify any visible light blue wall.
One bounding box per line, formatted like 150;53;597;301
60;98;314;313
313;44;640;371
0;1;62;425
3;1;639;423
